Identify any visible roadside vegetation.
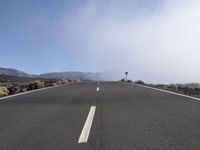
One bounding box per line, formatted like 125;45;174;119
0;75;80;97
120;78;134;83
0;86;9;96
121;79;200;98
148;83;200;98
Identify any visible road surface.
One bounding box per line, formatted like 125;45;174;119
1;82;200;150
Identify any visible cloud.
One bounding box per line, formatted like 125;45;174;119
59;0;200;83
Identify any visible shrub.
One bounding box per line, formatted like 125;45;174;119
51;83;57;86
56;80;63;85
8;86;20;94
135;80;145;85
21;88;27;92
121;78;125;82
167;84;177;89
127;80;133;83
0;86;9;96
28;80;44;90
56;80;70;85
61;80;69;84
73;79;81;82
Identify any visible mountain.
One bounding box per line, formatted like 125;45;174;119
0;67;100;80
39;72;100;80
0;67;30;77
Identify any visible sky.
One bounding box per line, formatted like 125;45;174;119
0;0;200;83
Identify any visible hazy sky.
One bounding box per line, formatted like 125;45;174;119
0;0;200;83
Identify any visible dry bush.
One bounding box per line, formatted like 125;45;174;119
51;83;57;86
61;80;69;84
28;80;44;90
73;79;81;82
56;80;63;85
56;80;69;85
0;86;9;96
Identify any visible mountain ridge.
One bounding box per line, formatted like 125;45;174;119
0;67;30;77
0;67;100;80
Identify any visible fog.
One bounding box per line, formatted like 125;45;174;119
60;0;200;83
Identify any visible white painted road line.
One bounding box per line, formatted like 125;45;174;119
96;87;100;92
78;106;96;143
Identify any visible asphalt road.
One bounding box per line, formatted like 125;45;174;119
1;82;200;150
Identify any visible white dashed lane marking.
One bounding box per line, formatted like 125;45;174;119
78;106;96;143
96;87;100;92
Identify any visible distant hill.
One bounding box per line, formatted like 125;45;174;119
0;67;30;77
0;67;100;80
